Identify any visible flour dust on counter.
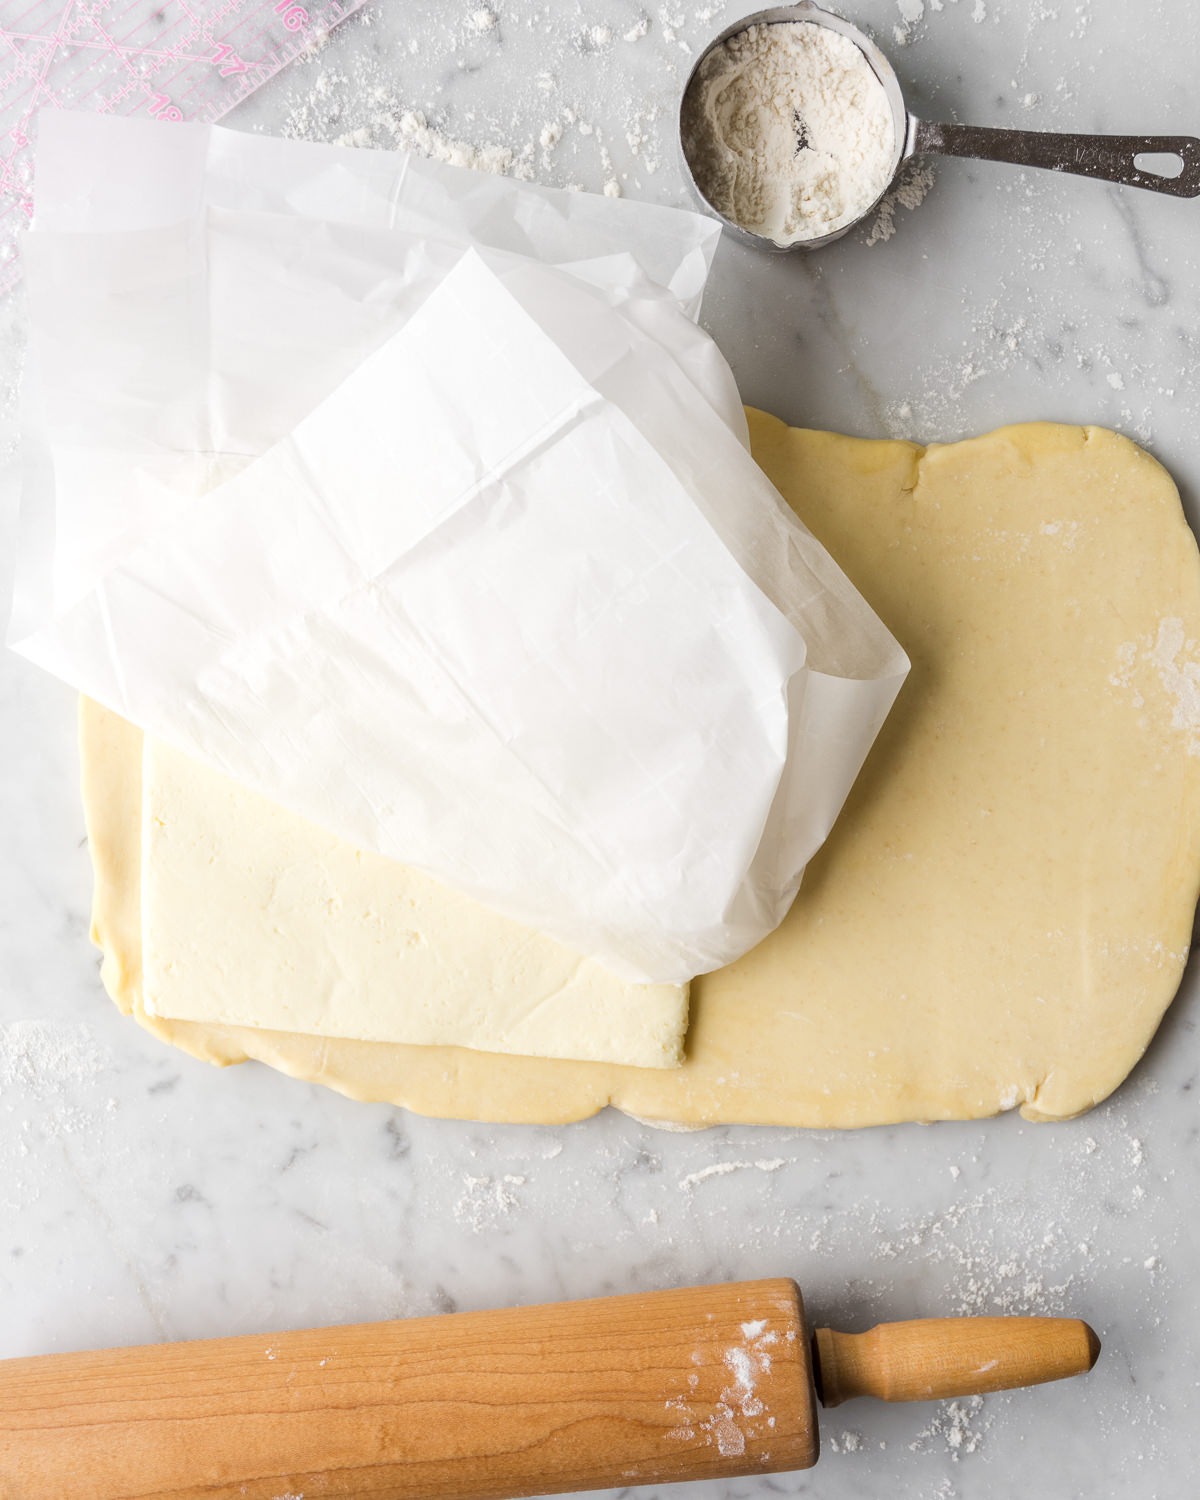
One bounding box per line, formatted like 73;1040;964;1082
0;1021;119;1157
857;1;1184;452
865;160;936;245
384;1073;1176;1478
253;0;933;246
0;1019;111;1098
267;0;688;196
0;1012;1182;1477
878;194;1176;450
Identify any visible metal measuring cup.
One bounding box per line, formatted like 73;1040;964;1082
678;0;1200;251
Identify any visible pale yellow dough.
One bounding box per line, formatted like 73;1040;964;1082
140;737;688;1068
83;413;1200;1126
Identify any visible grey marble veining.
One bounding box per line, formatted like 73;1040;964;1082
1;3;1198;1498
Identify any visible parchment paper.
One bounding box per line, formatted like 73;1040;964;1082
10;113;907;983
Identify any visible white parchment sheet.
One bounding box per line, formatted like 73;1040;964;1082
10;113;908;983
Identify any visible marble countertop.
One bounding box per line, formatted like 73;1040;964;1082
1;2;1197;1497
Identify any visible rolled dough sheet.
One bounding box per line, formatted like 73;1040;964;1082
82;413;1200;1127
139;735;688;1068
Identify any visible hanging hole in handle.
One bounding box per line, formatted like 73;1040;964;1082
1133;151;1185;179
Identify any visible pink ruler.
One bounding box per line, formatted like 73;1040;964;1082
0;0;366;295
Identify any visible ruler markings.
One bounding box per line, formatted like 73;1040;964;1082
0;0;72;200
0;0;366;295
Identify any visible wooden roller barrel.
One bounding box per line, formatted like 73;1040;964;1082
0;1278;1099;1499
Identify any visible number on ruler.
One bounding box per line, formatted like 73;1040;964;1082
147;92;184;122
210;42;250;76
274;1;309;31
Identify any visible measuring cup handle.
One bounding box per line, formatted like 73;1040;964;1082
910;118;1200;197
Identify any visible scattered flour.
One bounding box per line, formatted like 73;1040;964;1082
866;161;936;245
702;1402;746;1456
678;1158;785;1190
1148;619;1200;752
0;1021;116;1139
266;3;940;247
688;1319;780;1458
911;1394;990;1459
453;1172;524;1230
389;109;515;174
269;4;677;197
0;1020;110;1095
1109;619;1200;754
893;0;925;45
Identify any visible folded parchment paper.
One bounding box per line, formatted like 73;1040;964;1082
10;113;908;983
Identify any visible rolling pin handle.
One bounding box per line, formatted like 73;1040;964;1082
812;1316;1100;1408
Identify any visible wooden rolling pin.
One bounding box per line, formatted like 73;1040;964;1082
0;1278;1099;1500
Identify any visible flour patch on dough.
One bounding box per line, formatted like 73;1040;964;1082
1149;618;1200;752
1039;518;1083;550
1110;618;1200;753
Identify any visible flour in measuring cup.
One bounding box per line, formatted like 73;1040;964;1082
681;21;895;244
